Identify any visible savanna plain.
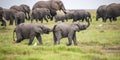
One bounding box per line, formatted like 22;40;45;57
0;10;120;60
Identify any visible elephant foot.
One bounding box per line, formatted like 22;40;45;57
67;43;72;46
74;43;77;46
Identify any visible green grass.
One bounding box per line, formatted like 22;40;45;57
0;10;120;60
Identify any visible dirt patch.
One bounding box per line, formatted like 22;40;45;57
102;46;120;50
101;46;120;56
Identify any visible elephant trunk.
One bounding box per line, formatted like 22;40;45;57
61;6;67;14
86;20;90;28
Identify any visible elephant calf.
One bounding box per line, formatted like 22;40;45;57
13;23;51;45
55;14;67;22
31;8;51;23
15;11;25;25
53;21;90;46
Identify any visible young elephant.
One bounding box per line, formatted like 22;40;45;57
13;23;51;45
53;21;90;46
31;8;51;23
55;14;67;22
15;11;25;25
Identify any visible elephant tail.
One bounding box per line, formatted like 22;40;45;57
52;25;57;32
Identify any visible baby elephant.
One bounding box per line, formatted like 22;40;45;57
15;11;25;25
53;21;90;46
55;14;67;22
13;23;51;45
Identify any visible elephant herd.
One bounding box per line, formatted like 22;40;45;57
0;0;120;46
96;3;120;22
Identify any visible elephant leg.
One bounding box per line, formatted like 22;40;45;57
72;32;77;46
28;13;30;20
25;13;27;20
41;19;43;23
67;37;72;46
67;32;73;46
28;35;35;45
50;16;53;21
9;19;14;25
36;33;43;45
109;17;112;22
1;18;6;26
44;17;48;22
53;31;57;45
55;31;62;45
96;14;100;21
16;32;23;43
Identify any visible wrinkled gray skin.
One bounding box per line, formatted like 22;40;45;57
53;21;90;46
10;4;30;20
2;9;17;25
0;7;6;26
31;8;51;23
55;14;67;22
96;5;109;22
20;4;30;20
72;10;90;22
104;3;120;22
65;11;74;20
13;23;51;45
85;11;92;22
32;0;66;20
15;11;25;25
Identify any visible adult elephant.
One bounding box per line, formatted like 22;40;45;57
104;3;120;22
32;0;66;20
13;23;51;45
72;10;90;22
10;4;30;20
0;7;6;26
53;20;90;46
96;5;107;21
2;9;17;25
31;8;51;23
20;4;30;20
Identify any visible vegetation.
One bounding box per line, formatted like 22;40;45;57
0;10;120;60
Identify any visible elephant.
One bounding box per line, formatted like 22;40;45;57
0;7;6;26
104;3;120;22
20;4;30;20
85;11;92;22
52;20;90;46
15;11;25;25
2;9;17;25
72;10;90;22
10;4;30;20
55;14;67;22
32;0;66;20
13;23;51;45
96;5;108;22
31;8;51;23
64;11;75;21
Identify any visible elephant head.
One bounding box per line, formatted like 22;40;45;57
39;25;52;34
73;20;90;31
50;0;66;14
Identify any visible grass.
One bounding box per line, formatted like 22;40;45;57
0;10;120;60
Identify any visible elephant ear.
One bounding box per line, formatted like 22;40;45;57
34;27;43;34
50;0;60;10
72;23;80;32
